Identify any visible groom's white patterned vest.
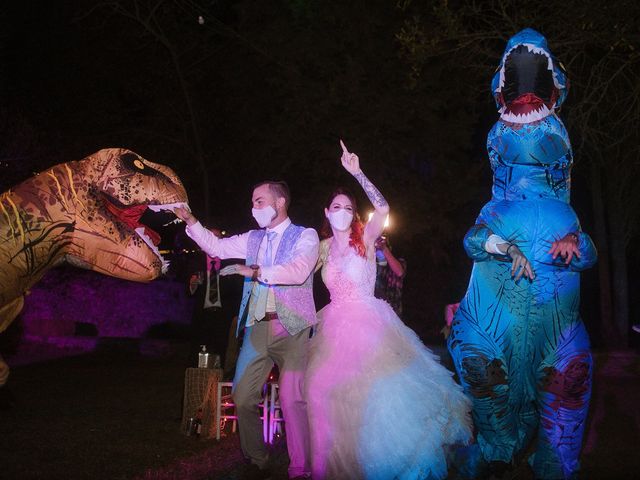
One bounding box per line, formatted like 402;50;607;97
237;223;317;336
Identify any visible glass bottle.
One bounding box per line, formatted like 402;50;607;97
194;408;203;436
212;354;221;370
198;345;209;368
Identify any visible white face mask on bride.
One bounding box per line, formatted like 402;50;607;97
327;209;353;231
252;205;277;228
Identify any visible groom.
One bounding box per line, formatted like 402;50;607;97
174;181;319;480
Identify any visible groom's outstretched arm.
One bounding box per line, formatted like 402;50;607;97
185;221;250;260
258;228;319;286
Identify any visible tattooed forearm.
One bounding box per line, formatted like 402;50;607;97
353;171;388;208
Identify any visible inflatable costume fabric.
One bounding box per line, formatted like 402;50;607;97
0;148;187;385
447;29;597;479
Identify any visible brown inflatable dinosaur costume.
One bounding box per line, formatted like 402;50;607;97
0;148;188;385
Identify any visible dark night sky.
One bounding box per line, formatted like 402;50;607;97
3;1;495;240
2;1;638;342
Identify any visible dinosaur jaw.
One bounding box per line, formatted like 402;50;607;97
135;202;191;274
495;43;562;124
102;195;187;274
496;43;563;88
134;227;169;274
500;94;552;124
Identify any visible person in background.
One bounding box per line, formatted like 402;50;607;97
187;232;227;368
184;224;244;375
441;302;460;340
219;257;244;380
373;235;406;317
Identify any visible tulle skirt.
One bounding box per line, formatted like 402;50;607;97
305;296;472;480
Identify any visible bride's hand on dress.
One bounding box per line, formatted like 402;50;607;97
340;139;361;175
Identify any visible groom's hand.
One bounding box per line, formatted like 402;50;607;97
220;264;254;278
173;206;197;226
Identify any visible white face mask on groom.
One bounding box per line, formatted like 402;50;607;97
327;209;354;231
252;205;277;228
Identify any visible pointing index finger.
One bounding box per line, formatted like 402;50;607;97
339;139;349;154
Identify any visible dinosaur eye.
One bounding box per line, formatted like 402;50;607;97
121;152;163;177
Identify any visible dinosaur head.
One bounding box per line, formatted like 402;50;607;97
70;148;188;281
0;148;189;334
492;28;568;124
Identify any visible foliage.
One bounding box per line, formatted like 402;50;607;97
5;0;638;337
395;0;640;343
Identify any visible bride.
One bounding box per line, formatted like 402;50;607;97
304;141;473;480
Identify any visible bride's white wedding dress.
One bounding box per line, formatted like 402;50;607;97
305;243;472;480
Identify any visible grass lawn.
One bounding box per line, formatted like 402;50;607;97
0;343;255;479
1;342;639;479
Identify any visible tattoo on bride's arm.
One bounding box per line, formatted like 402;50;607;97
354;172;388;208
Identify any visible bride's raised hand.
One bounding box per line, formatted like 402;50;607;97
340;139;361;175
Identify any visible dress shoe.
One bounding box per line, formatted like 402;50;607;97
241;463;271;480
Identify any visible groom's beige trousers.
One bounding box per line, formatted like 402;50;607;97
232;316;311;477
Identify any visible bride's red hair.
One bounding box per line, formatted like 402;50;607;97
321;187;367;258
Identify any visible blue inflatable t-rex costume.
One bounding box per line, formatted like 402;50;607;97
448;29;597;479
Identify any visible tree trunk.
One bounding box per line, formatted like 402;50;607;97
607;174;630;347
589;162;617;347
168;46;211;220
609;238;630;347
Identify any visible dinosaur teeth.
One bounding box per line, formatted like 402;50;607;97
500;103;552;124
495;43;565;94
134;227;167;270
148;202;190;213
162;218;183;227
497;67;505;92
